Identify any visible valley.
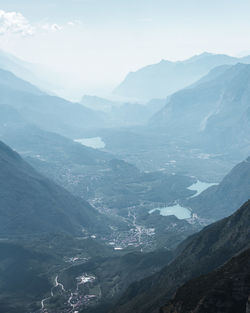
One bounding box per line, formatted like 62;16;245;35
0;17;250;313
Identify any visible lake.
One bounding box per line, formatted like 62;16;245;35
74;137;106;149
149;204;191;219
188;180;218;198
149;179;218;219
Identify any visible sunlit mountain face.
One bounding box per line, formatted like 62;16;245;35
1;1;250;313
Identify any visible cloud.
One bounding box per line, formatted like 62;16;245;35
41;21;82;32
0;10;35;36
67;20;82;27
42;23;63;32
0;9;79;37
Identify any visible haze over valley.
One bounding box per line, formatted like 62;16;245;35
0;1;250;313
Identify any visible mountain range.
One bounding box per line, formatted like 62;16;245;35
0;68;105;138
1;49;250;313
114;52;250;101
81;95;165;126
150;63;250;160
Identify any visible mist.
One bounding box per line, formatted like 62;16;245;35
1;1;250;313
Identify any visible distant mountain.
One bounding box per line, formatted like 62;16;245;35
109;98;166;126
114;52;250;101
0;140;110;236
0;68;43;95
81;95;119;111
0;50;34;84
0;68;105;137
81;95;165;126
0;103;27;127
161;246;250;313
111;200;250;313
0;49;65;95
184;157;250;221
150;63;250;159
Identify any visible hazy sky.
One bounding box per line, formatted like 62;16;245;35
0;0;250;99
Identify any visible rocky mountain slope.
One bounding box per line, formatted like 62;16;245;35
161;247;250;313
150;63;250;159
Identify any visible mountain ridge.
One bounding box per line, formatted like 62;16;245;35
114;53;250;100
161;246;250;313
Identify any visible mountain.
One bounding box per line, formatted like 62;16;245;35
0;49;67;95
0;103;195;211
0;50;35;84
184;157;250;221
110;200;250;313
81;95;119;111
109;98;166;126
150;63;250;159
81;95;165;126
114;52;250;101
0;140;110;236
0;242;55;313
0;68;105;137
0;68;43;95
0;103;200;251
161;247;250;313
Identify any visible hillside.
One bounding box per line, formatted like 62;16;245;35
161;247;250;313
184;157;250;220
0;140;110;236
150;63;250;159
0;68;43;95
0;68;105;137
0;242;55;313
110;200;250;313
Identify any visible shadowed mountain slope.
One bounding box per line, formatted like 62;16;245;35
0;140;110;236
161;247;250;313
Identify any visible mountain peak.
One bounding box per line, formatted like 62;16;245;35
188;51;214;60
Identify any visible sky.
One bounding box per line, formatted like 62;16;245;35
0;0;250;99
